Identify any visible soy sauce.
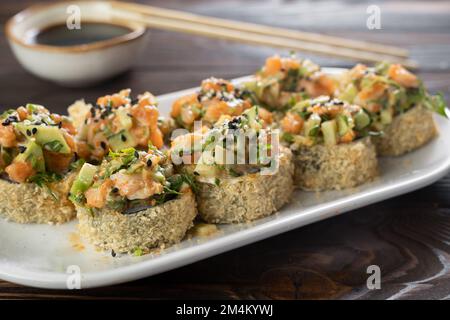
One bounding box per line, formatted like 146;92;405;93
32;22;133;47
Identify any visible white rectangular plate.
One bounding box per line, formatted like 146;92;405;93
1;68;449;289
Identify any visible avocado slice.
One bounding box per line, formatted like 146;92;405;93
107;130;136;151
14;141;45;172
70;163;98;199
15;124;71;154
243;106;262;131
354;110;371;130
336;115;350;136
321;120;338;146
339;83;358;103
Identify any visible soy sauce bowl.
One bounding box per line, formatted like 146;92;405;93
5;1;147;87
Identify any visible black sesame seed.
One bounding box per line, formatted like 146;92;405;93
193;171;200;176
32;127;38;134
111;250;116;257
18;146;27;153
146;159;152;167
100;141;107;150
134;151;139;158
121;134;127;142
8;116;18;123
26;129;32;136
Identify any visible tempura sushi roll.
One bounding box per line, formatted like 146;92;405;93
0;104;82;224
245;54;336;111
280;96;378;191
170;77;273;131
171;107;294;223
70;147;197;254
337;63;446;156
68;89;164;161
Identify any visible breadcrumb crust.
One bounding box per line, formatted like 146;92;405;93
0;174;76;224
77;191;197;253
293;137;378;191
196;147;294;223
374;105;438;156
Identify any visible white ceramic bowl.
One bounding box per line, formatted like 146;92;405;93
5;1;147;87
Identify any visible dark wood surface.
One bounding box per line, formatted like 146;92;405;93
1;0;450;300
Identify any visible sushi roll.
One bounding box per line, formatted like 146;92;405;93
170;77;273;131
0;104;83;224
71;147;197;254
336;62;447;156
68;89;164;161
245;54;336;111
170;106;294;224
280;96;378;191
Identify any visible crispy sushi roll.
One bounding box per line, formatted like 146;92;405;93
336;62;447;156
70;147;197;254
170;77;273;131
280;96;378;191
244;54;336;111
171;107;294;224
68;89;164;161
0;104;84;224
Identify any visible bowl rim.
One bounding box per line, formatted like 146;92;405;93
5;0;146;53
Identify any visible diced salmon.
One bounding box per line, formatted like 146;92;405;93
180;106;197;125
171;94;198;118
203;101;230;123
85;179;113;208
111;171;163;200
97;90;130;107
17;107;28;121
150;127;164;149
348;64;368;80
340;129;355;143
137;91;157;108
388;64;419;88
258;107;273;125
366;103;382;113
281;112;304;134
5;161;35;183
201;78;234;92
131;104;159;127
0;124;17;147
63;132;76;151
282;57;301;70
303;74;336;97
75;141;91;159
62;120;77;136
264;55;282;76
357;82;387;101
44;151;72;174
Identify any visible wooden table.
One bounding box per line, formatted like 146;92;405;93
1;0;450;300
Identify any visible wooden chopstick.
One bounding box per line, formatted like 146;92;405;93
111;1;409;59
110;3;417;68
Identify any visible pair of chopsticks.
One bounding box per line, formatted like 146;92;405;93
110;1;417;69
